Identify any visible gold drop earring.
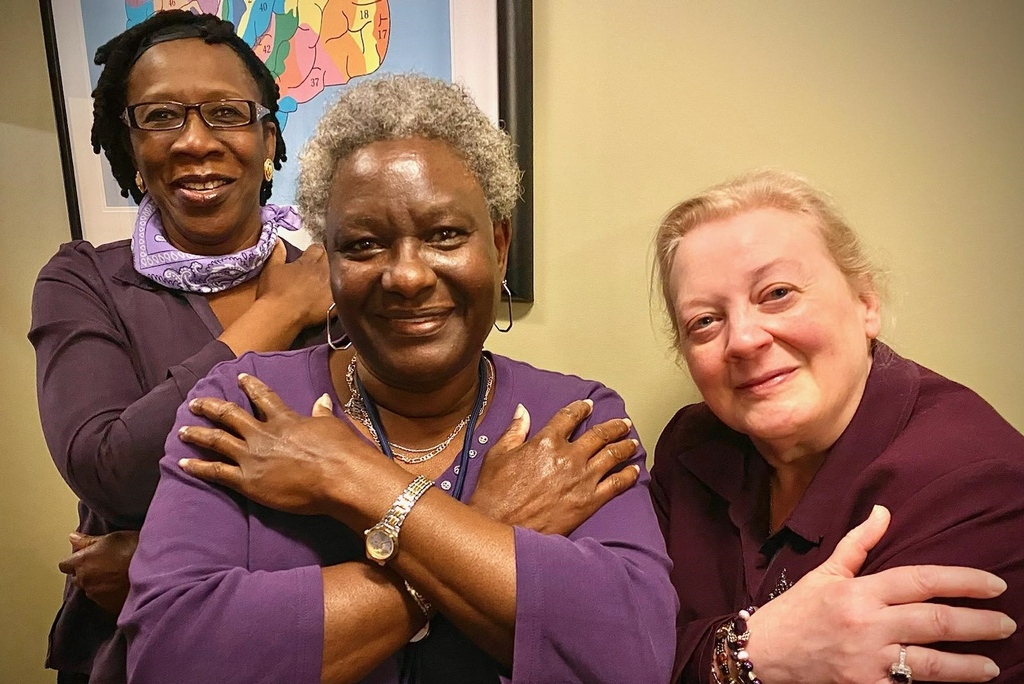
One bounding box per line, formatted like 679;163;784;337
263;158;274;182
135;171;146;194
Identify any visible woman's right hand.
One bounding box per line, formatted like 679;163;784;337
469;400;641;536
745;506;1014;683
218;242;335;355
255;241;334;330
58;530;139;616
177;376;380;518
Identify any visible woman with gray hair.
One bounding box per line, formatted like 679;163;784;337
117;74;677;684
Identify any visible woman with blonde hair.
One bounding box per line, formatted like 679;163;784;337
651;169;1023;683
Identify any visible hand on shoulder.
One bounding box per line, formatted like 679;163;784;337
255;241;334;329
744;506;1012;684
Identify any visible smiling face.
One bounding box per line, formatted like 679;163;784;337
324;137;510;391
671;207;881;462
126;38;276;255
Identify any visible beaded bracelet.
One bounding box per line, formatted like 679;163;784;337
711;606;763;684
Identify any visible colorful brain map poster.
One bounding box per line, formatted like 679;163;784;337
81;0;452;208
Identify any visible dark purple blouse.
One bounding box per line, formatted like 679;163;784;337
651;343;1024;683
29;239;326;678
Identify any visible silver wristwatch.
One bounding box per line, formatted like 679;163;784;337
364;476;433;565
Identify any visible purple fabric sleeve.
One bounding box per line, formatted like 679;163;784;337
861;459;1024;681
121;359;324;684
648;465;721;684
508;385;678;684
30;243;235;525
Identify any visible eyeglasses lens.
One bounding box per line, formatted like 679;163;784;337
130;101;255;130
200;101;253;127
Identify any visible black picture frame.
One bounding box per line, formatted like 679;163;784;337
39;0;533;301
497;0;534;302
39;0;82;240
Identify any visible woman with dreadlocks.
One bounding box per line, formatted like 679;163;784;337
29;11;334;682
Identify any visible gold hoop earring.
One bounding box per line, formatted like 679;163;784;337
135;171;146;194
263;159;274;182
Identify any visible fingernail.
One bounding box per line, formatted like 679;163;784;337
629;464;640;474
583;398;594;410
178;458;191;469
68;532;83;541
513;403;525;421
985;661;1001;677
630;438;639;449
989;575;1008;594
317;393;333;410
178;426;189;438
238;372;250;382
622;418;632;429
1000;616;1016;637
188;399;200;412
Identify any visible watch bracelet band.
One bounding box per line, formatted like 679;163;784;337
376;475;434;537
404;580;432;616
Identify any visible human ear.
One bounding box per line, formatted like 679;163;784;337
492;219;512;278
262;120;278;162
860;288;882;340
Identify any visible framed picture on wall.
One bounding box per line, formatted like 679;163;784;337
38;0;534;301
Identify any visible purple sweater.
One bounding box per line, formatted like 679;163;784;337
120;345;678;684
29;239;325;678
652;343;1024;683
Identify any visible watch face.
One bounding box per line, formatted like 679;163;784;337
366;527;396;561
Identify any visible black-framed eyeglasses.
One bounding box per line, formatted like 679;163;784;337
121;99;271;131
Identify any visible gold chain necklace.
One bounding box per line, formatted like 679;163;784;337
342;355;494;464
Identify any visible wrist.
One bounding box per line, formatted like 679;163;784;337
322;458;413;527
467;493;503;522
468;480;521;525
252;295;306;335
743;609;770;668
364;476;434;566
219;297;305;355
712;606;766;684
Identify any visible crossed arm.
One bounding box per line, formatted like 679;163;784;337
121;368;675;684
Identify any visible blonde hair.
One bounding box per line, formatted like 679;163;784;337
653;169;882;348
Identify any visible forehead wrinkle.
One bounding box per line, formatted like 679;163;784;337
750;258;808;283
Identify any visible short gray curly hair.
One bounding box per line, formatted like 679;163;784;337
297;73;522;242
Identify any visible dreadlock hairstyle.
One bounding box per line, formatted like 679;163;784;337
90;10;286;205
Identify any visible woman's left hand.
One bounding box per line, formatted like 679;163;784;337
744;506;1011;683
178;373;378;517
470;400;640;536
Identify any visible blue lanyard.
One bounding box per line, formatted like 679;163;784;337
353;356;488;501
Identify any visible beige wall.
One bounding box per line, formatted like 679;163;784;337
488;0;1024;446
2;0;80;679
2;0;1021;680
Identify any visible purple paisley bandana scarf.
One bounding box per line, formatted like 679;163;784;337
131;195;301;293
